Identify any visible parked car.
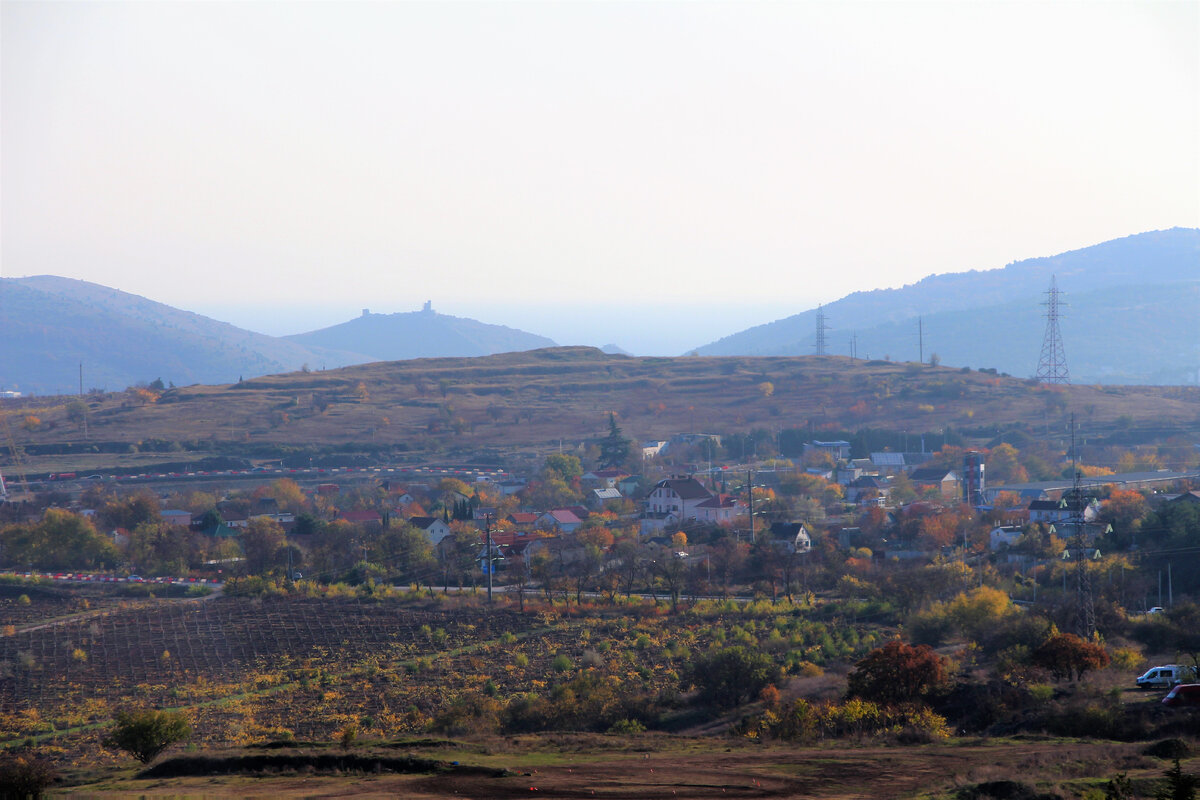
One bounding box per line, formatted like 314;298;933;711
1137;665;1198;689
1162;684;1200;708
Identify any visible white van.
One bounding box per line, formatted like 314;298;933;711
1136;664;1198;689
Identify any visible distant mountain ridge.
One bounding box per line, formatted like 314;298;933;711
692;228;1200;384
0;278;556;394
285;304;556;361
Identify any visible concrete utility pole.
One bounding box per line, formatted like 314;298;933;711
747;470;755;542
485;513;494;604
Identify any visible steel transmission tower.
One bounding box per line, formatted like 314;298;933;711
1065;418;1097;640
1035;275;1070;384
814;305;831;356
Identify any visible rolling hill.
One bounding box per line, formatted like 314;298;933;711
692;228;1200;384
0;279;556;394
285;304;556;361
0;276;369;394
7;347;1200;476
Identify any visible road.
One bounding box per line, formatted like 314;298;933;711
25;463;513;493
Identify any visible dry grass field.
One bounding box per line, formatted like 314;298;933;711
6;348;1200;472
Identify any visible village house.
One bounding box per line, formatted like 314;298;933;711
989;525;1025;551
695;493;739;524
408;516;452;547
644;476;713;520
845;475;890;505
909;466;961;500
507;511;540;528
535;509;583;533
768;521;813;554
581;469;629;489
804;440;852;461
641;440;668;459
497;478;527;497
161;509;193;528
1028;495;1100;525
591;487;623;507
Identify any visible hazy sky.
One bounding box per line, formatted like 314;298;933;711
3;1;1198;354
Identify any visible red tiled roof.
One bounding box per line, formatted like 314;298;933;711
697;493;738;509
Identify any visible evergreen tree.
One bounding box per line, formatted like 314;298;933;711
599;413;631;469
1157;758;1198;800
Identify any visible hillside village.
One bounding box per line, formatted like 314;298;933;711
5;419;1199;608
5;395;1200;797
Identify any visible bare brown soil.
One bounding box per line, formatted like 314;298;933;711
71;737;1180;799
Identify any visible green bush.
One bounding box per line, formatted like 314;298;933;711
607;718;646;734
104;709;192;763
689;646;779;709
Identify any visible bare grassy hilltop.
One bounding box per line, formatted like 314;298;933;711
6;347;1200;471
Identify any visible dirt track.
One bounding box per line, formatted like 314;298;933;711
79;739;1168;799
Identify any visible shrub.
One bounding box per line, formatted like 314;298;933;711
0;752;57;799
896;705;952;743
1029;684;1055;703
339;724;358;749
1145;739;1192;760
794;660;824;678
433;691;501;736
908;608;954;647
104;709;191;763
1110;646;1144;672
689;646;779;709
607;718;646;734
847;640;948;705
1033;633;1110;682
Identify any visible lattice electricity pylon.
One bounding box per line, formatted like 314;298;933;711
1035;275;1070;384
1072;529;1098;640
814;305;832;356
1064;445;1097;640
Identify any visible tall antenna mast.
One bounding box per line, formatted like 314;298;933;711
814;305;831;356
1036;275;1070;384
918;317;925;364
